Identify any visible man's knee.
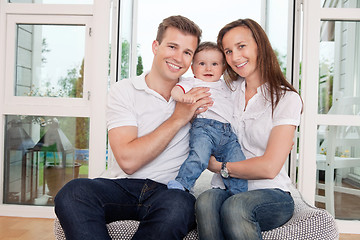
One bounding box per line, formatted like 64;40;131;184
158;190;196;224
55;178;92;210
168;190;195;212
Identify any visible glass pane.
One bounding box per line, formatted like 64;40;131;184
4;115;89;206
267;0;289;77
322;0;360;8
9;0;93;4
15;24;85;98
137;0;262;78
118;0;133;79
316;124;360;220
318;20;360;114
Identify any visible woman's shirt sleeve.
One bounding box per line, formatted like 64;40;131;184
272;91;302;127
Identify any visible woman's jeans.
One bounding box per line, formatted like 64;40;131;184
176;118;247;194
195;188;294;240
54;178;196;240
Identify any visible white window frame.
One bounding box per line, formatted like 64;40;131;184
299;0;360;233
0;0;110;218
4;15;92;115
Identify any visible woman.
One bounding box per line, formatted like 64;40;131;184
195;19;303;240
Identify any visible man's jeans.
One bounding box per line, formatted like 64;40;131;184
176;118;247;194
195;188;294;240
55;178;196;240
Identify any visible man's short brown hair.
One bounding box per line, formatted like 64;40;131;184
156;15;202;46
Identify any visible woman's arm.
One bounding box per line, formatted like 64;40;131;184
208;124;296;180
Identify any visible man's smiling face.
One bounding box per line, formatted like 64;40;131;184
152;27;198;82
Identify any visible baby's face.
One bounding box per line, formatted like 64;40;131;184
191;49;224;82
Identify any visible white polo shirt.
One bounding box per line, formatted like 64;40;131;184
212;78;302;192
176;77;234;124
106;72;190;184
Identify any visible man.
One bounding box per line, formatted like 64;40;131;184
55;15;213;240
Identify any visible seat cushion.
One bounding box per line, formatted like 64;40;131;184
54;187;339;240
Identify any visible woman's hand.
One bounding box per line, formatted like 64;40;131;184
207;156;222;174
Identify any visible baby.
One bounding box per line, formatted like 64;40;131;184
168;41;247;195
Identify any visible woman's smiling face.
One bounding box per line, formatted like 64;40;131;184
222;26;260;80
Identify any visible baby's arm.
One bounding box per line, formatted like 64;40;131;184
171;85;196;104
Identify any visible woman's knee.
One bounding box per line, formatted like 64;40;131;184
220;194;262;239
196;189;230;220
195;190;215;213
220;193;260;228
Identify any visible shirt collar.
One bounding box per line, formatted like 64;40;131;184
239;77;269;95
130;71;180;102
131;71;185;90
130;71;150;91
236;77;272;119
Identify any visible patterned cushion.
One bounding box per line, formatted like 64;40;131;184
54;187;339;240
261;188;338;240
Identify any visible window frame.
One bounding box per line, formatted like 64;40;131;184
0;0;110;218
299;0;360;233
4;14;92;115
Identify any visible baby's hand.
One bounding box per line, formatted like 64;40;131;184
181;93;196;104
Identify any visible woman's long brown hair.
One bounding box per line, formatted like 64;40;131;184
217;19;300;114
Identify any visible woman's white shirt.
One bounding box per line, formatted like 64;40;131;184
211;78;302;192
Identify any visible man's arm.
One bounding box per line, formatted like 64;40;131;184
109;88;212;175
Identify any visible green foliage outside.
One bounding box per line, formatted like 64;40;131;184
120;39;144;79
137;55;143;76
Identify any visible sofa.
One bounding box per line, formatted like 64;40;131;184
54;171;339;239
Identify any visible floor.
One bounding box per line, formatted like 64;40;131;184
0;216;359;240
0;216;54;240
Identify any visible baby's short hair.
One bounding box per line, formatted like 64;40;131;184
195;41;222;55
194;41;225;64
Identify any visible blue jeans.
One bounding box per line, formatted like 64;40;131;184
176;118;247;194
54;178;196;240
195;188;294;240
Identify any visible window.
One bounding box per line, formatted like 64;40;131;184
299;0;360;231
9;0;93;4
1;0;110;216
14;24;86;98
322;0;360;8
136;0;263;77
4;115;89;206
